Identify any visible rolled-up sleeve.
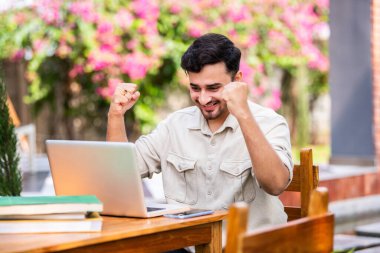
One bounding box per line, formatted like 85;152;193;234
264;115;293;183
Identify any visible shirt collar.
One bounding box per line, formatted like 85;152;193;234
186;107;239;134
220;113;239;132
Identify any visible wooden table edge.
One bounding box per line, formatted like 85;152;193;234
21;210;228;253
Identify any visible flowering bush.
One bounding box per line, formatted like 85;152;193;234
0;0;328;139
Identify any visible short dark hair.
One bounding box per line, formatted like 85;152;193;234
180;33;241;77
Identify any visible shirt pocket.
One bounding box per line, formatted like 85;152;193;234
163;152;198;205
220;160;256;203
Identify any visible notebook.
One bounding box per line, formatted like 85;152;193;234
46;140;190;218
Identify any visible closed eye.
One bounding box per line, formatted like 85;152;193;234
207;86;220;91
190;85;201;92
207;84;222;91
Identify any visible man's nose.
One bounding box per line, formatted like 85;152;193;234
198;91;211;105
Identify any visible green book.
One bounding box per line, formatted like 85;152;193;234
0;195;101;206
0;195;103;216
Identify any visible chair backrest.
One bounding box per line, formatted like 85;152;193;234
225;187;334;253
284;148;319;221
6;95;21;127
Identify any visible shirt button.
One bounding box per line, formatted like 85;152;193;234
210;140;216;146
207;191;212;195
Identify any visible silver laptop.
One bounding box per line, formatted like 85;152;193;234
46;140;190;218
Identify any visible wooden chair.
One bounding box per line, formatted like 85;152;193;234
225;187;334;253
6;95;36;172
6;95;21;127
284;148;319;221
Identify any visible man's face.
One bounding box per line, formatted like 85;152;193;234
188;62;233;122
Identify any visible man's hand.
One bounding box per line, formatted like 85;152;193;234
108;83;140;117
221;81;250;119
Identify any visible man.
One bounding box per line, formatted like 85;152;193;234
107;33;293;232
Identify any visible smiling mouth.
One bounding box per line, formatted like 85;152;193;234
202;101;218;111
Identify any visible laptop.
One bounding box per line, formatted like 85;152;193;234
46;140;190;218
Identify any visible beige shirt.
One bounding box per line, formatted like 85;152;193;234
135;100;293;231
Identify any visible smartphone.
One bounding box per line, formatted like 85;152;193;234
163;209;214;219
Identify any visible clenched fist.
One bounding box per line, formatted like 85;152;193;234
108;83;140;117
221;81;250;119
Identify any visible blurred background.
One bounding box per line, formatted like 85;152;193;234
0;0;330;159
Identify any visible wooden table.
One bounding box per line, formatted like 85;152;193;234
0;210;227;253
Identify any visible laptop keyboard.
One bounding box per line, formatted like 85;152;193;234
147;207;165;212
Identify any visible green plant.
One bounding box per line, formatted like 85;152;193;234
0;67;22;196
0;0;329;142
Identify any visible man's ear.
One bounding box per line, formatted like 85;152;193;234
234;71;243;81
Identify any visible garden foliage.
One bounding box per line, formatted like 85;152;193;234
0;0;329;141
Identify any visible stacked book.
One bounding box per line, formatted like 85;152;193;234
0;195;103;233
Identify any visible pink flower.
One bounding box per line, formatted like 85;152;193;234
301;44;317;58
32;39;49;52
265;89;282;110
308;52;329;72
127;40;139;50
169;4;182;14
69;1;98;23
295;28;313;45
11;50;25;61
99;44;113;52
69;65;84;79
97;33;121;52
239;60;255;85
115;9;133;29
97;21;113;34
276;0;289;8
302;44;328;71
226;6;251;23
35;0;62;25
96;78;123;99
209;0;222;7
92;73;105;83
268;30;291;55
251;86;265;97
188;26;203;38
187;20;207;38
228;29;238;39
247;33;259;48
282;7;297;28
88;50;119;71
257;64;264;73
121;53;151;80
13;13;27;25
131;0;159;23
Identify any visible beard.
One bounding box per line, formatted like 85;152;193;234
197;100;228;120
